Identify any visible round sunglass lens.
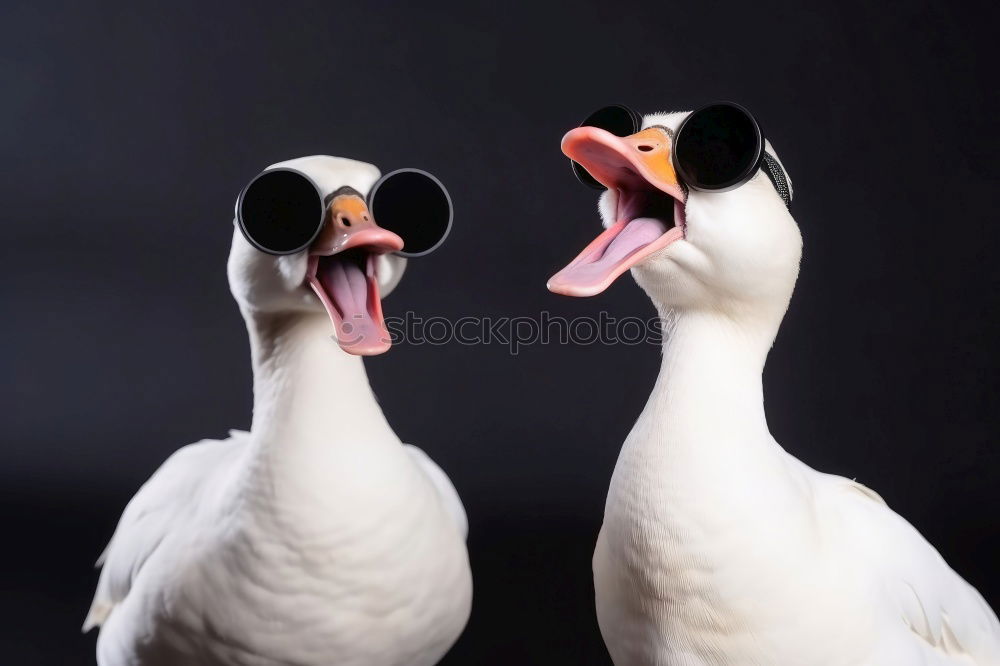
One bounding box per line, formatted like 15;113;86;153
369;169;452;257
674;103;763;191
238;170;324;254
580;104;641;137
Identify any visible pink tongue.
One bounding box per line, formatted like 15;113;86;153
315;255;386;354
554;217;668;288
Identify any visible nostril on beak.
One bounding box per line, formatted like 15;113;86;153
637;144;655;152
339;215;352;228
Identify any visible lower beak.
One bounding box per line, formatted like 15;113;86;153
307;196;404;355
548;126;686;297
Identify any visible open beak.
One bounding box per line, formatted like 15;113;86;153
548;126;687;297
306;194;404;355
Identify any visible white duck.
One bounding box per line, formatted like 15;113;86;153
85;155;472;666
548;109;1000;665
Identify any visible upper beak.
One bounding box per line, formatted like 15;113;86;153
561;126;684;201
311;195;404;256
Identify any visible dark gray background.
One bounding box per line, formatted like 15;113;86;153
2;0;998;663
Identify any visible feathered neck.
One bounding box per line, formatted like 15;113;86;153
610;306;805;526
241;310;401;497
640;309;773;454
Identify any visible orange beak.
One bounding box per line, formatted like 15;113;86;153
312;194;404;256
563;126;683;198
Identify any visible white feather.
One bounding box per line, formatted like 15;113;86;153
590;113;1000;665
83;432;245;632
86;156;471;666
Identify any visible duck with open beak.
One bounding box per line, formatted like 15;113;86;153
547;125;687;297
237;163;454;357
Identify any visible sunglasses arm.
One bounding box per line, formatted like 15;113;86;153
760;153;792;208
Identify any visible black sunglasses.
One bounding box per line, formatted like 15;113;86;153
236;167;453;257
570;101;791;207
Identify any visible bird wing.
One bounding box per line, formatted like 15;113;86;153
828;473;1000;663
83;430;247;632
404;444;468;540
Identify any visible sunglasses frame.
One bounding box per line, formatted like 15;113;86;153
571;102;791;207
673;101;766;194
236;166;453;257
368;168;454;258
236;167;326;256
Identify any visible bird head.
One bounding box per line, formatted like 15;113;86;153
548;107;801;326
227;155;413;356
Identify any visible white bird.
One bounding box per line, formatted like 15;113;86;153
85;156;472;666
548;111;1000;665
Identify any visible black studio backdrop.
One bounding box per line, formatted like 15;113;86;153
2;0;998;663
